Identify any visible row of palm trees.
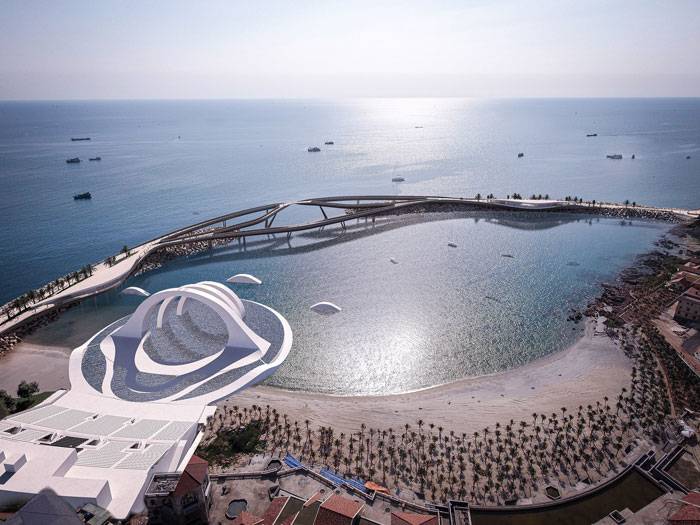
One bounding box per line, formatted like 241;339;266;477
202;323;671;506
3;242;138;321
2;264;94;321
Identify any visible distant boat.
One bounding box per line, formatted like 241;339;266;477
631;154;636;160
501;254;514;258
71;137;91;141
66;157;81;164
586;133;598;137
73;192;91;200
307;146;321;152
517;153;524;158
392;177;405;182
447;242;458;248
89;157;101;161
324;141;334;145
606;154;623;160
389;257;399;264
687;155;692;160
414;126;423;129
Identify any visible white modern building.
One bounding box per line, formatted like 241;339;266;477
0;281;292;519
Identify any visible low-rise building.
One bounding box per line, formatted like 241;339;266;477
671;271;700;291
144;455;211;525
680;261;700;276
4;489;111;525
668;492;700;524
675;286;700;323
315;494;364;525
391;511;438;525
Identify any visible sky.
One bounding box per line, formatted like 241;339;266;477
1;0;699;99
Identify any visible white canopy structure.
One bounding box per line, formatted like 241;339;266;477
310;301;342;315
120;286;150;297
226;273;263;285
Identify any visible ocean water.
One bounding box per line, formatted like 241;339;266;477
1;98;699;304
25;211;669;395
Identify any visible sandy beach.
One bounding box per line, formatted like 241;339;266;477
227;319;632;435
0;342;72;393
0;319;631;437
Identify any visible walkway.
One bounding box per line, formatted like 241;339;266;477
1;195;695;336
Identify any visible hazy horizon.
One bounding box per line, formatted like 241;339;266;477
1;0;699;100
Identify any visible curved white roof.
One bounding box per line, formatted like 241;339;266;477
121;286;150;297
310;301;342;315
227;273;263;285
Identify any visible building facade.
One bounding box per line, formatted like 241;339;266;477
145;455;211;525
675;286;700;323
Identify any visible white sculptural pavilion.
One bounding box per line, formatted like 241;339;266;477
0;280;292;519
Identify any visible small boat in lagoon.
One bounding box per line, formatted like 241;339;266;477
89;157;101;161
392;177;405;182
448;242;458;248
586;133;598;137
308;146;321;152
324;141;334;145
66;157;81;164
517;152;524;158
71;137;91;141
606;154;623;160
73;192;91;200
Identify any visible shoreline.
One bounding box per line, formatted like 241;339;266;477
224;317;631;436
0;317;624;422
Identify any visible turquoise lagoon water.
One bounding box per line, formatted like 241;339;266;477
1;98;699;304
25;211;670;395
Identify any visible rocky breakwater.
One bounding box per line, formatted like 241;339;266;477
0;304;74;356
136;233;234;276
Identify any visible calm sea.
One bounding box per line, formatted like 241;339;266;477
1;98;698;394
0;98;698;303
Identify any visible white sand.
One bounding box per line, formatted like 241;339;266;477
0;342;72;393
227;320;632;435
